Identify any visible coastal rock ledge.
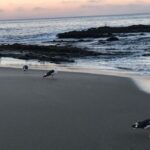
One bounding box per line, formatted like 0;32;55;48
57;24;150;39
0;44;100;63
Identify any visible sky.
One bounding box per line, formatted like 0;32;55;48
0;0;150;19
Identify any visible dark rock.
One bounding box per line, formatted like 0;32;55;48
117;67;133;71
140;33;145;36
143;53;150;57
107;36;119;41
57;24;150;39
98;40;106;44
0;44;101;63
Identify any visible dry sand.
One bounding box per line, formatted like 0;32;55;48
0;67;150;150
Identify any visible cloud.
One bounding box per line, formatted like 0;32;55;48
80;3;150;15
61;0;79;4
0;9;4;13
33;7;45;11
32;7;48;11
87;0;104;3
32;7;59;12
85;0;150;5
16;7;26;12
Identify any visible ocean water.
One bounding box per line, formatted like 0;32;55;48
0;13;150;75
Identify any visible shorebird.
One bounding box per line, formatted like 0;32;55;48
43;70;57;78
132;119;150;138
23;65;29;71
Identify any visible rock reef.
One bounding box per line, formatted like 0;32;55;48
0;44;100;63
57;25;150;39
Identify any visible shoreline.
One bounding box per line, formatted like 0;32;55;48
0;64;150;94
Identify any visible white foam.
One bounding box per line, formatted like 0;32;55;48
131;77;150;94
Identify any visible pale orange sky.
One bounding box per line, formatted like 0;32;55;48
0;0;150;19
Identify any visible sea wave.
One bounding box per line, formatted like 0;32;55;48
0;14;150;75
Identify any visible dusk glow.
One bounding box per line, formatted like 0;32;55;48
0;0;150;19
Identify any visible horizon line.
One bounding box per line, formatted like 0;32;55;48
0;12;150;22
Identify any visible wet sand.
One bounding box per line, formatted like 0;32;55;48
0;67;150;150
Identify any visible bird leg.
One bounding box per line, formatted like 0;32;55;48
52;74;55;79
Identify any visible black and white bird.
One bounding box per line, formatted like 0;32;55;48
43;70;57;78
132;119;150;138
23;65;29;71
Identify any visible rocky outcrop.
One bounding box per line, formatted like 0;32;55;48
107;36;119;41
0;44;101;63
57;25;150;39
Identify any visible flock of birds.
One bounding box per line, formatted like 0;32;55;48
23;65;150;138
23;65;57;78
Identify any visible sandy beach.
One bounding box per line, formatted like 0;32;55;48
0;67;150;150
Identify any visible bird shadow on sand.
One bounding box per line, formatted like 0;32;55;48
42;77;58;81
